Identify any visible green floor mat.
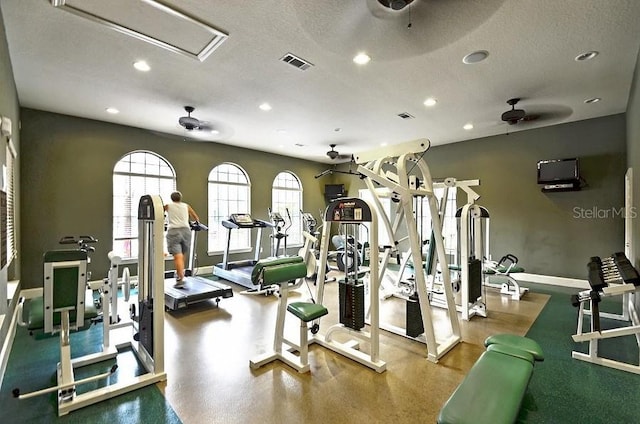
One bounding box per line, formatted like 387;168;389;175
518;283;640;423
1;323;181;424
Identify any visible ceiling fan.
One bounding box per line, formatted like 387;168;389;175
501;98;540;125
178;106;215;132
326;144;352;161
291;1;504;61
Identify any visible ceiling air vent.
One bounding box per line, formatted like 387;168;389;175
397;112;415;119
281;53;313;71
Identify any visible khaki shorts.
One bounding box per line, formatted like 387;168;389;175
166;227;191;255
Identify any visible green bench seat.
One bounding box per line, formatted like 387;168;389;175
438;334;543;424
485;333;544;361
448;264;525;274
251;256;307;286
27;292;98;331
287;302;328;322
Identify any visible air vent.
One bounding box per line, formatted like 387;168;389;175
397;112;415;119
281;53;313;70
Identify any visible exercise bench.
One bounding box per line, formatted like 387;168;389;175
484;254;529;300
14;250;118;416
437;334;544;424
249;256;328;373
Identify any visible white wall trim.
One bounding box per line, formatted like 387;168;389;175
194;265;214;275
514;272;589;290
0;294;22;390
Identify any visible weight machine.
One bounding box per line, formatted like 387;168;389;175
354;139;461;363
312;197;386;372
14;195;166;415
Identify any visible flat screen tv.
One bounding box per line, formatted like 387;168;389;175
325;184;345;201
537;158;580;185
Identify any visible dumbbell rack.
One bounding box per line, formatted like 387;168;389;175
571;252;640;374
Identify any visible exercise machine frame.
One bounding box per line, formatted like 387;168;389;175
355;139;461;362
14;194;166;416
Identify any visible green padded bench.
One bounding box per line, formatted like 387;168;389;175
485;333;544;362
26;292;98;331
437;334;543;424
250;256;328;373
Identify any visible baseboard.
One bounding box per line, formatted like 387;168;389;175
194;265;214;275
508;272;589;290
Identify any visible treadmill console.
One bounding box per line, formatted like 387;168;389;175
230;213;257;228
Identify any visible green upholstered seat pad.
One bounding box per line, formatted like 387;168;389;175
250;256;306;285
496;265;525;273
487;343;535;364
287;302;328;322
27;292;98;331
484;333;544;361
437;350;534;424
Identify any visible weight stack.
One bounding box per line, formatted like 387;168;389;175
468;258;482;301
138;299;154;356
406;293;424;337
339;280;365;330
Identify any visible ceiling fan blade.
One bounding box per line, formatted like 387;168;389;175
198;121;215;131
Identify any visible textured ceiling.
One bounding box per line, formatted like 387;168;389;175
2;0;640;163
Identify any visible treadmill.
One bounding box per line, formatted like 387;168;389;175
164;221;233;311
213;213;273;291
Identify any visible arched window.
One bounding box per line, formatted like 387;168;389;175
271;171;303;248
208;163;251;253
113;151;176;257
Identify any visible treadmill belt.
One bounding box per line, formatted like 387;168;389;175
164;276;233;310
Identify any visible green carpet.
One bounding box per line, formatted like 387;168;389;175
0;316;181;424
518;283;640;423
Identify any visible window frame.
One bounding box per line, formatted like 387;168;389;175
207;162;252;255
271;171;303;249
112;150;176;259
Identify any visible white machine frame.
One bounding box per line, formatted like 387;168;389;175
354;139;461;363
572;283;640;374
15;194;166;416
313;197;387;372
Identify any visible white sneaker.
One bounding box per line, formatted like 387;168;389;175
174;279;185;288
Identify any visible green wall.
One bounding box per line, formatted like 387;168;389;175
19;108;327;289
339;115;627;279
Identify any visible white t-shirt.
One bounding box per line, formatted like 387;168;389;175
166;202;190;229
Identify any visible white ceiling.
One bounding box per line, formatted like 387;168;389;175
2;0;640;163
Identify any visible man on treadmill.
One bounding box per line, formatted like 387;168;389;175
164;191;200;287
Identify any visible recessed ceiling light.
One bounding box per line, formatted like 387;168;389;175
353;52;371;65
575;51;598;61
463;123;474;130
423;98;437;107
462;50;489;64
105;107;119;114
380;142;388;147
133;60;151;72
259;103;272;111
210;129;220;134
584;97;601;104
